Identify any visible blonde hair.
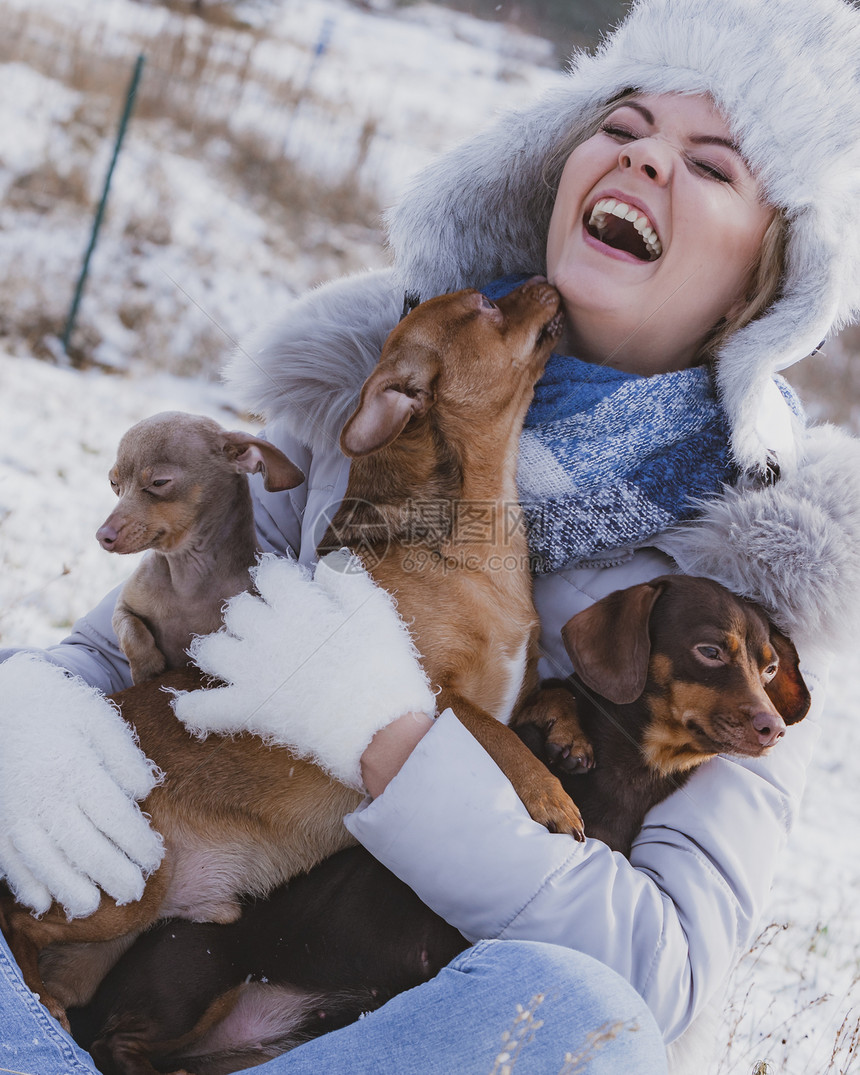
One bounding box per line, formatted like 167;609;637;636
543;92;789;367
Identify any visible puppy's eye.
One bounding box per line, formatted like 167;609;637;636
696;645;723;663
480;295;497;311
109;479;119;492
763;662;778;681
151;479;171;488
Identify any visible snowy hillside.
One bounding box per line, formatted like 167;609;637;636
0;2;858;1072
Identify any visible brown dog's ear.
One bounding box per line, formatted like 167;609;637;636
561;581;665;704
340;348;440;458
765;627;811;725
222;432;305;492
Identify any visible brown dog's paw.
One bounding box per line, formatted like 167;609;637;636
514;683;594;774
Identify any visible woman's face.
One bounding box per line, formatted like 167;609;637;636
546;93;773;374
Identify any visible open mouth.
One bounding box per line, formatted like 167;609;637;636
585;198;662;262
537;310;565;348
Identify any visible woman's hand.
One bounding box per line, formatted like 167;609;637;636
0;653;164;918
173;550;437;791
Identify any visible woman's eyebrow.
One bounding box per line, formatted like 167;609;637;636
615;101;654;124
689;134;742;154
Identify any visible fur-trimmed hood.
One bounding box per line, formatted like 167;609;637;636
386;0;860;480
226;0;860;656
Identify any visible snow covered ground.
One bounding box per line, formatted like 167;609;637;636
0;1;858;1071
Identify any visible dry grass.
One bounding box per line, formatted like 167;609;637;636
0;0;386;370
714;920;860;1074
0;3;381;223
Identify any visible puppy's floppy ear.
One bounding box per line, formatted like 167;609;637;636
221;432;305;492
765;626;811;725
340;345;440;458
561;581;665;704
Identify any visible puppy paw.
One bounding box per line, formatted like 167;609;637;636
514;683;594;774
128;651;167;686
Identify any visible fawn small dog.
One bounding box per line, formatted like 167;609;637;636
67;574;810;1074
1;280;585;1044
98;411;304;683
320;276;587;836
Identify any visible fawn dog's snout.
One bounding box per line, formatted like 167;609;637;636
96;522;119;549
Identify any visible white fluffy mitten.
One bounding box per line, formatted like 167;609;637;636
173;550;436;790
0;653;164;918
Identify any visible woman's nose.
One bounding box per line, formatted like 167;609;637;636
618;140;671;184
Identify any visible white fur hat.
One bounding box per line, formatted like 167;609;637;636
387;0;860;479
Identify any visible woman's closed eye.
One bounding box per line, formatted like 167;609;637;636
688;156;733;183
599;122;640;142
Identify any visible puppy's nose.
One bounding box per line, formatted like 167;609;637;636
97;524;118;549
751;711;786;747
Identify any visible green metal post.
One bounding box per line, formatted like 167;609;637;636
62;53;146;355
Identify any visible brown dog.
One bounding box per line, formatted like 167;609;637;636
66;575;810;1074
320;277;587;836
0;280;584;1034
517;573;811;853
98;412;304;684
1;668;363;1029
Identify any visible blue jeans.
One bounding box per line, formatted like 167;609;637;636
0;932;667;1074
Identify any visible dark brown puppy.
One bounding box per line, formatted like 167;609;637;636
516;573;811;854
67;575;809;1074
69;848;467;1075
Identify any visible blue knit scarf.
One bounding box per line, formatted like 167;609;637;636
483;275;739;574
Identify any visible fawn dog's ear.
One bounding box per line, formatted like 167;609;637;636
340;344;440;457
765;626;811;725
222;431;305;492
561;581;666;704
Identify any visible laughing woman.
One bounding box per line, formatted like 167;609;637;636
3;0;860;1072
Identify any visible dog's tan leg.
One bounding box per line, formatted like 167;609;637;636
438;689;585;838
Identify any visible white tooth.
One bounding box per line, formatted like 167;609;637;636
601;198;617;212
625;209;639;223
610;202;629;218
633;217;648;234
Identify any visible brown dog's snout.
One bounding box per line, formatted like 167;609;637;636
749;708;786;748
